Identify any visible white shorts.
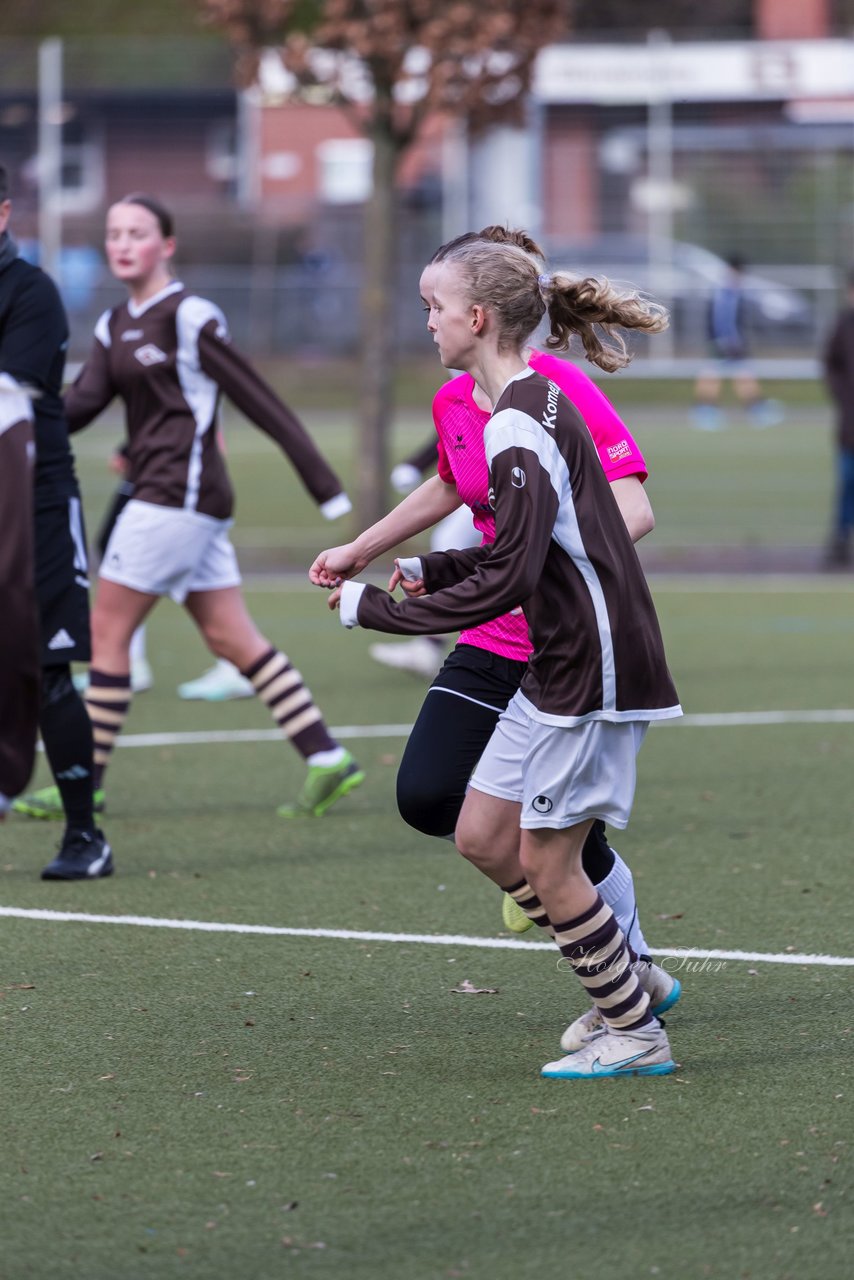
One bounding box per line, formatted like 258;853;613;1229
99;500;242;604
469;691;649;830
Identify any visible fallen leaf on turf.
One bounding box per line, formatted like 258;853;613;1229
655;913;683;921
451;980;499;995
212;1171;232;1178
89;1152;103;1162
813;1202;829;1217
281;1202;299;1212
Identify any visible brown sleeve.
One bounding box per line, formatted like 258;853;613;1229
0;415;40;798
64;335;117;432
356;445;558;636
198;324;347;508
419;545;491;591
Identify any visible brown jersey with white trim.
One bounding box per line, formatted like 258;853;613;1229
355;369;681;726
65;282;345;519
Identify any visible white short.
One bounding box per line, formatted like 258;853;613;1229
99;500;242;604
469;691;649;830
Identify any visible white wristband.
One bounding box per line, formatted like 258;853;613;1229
320;492;352;521
397;557;423;583
339;580;367;628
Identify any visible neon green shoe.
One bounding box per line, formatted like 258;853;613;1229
276;752;365;818
501;892;535;934
12;784;106;821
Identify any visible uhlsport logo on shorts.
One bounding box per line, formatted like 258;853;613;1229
511;467;526;488
532;795;553;814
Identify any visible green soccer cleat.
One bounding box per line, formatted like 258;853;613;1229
12;784;106;822
276;752;365;818
501;892;535;934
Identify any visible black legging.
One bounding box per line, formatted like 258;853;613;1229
395;644;614;880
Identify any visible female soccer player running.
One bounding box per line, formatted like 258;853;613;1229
311;227;680;1053
326;238;682;1079
18;194;363;829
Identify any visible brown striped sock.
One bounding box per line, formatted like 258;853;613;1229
552;894;653;1032
243;647;337;759
503;878;556;938
84;669;133;790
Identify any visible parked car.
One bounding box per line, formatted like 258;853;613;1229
546;236;814;347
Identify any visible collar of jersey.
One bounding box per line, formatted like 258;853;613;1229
127;280;184;319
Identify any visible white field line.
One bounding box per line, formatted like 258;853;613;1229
0;906;851;967
48;708;854;753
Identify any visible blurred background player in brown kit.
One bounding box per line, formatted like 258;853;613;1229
15;193;363;822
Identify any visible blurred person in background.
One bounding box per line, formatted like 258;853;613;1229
691;254;784;431
1;164;113;879
0;377;40;821
822;266;854;569
15;192;363;823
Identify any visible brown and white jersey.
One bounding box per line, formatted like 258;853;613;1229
0;376;40;800
65;282;347;520
351;369;681;726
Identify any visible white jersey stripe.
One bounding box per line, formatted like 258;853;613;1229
67;495;89;579
486;405;618;711
175;296;227;512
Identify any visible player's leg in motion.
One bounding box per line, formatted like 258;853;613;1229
184;587;363;817
455;789;674;1080
396;648;676;1034
519;824;675;1080
83;579;160;793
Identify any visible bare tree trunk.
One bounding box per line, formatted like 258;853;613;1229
357;117;399;529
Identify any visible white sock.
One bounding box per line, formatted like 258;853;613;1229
129;625;147;662
307;746;347;768
596;848;650;958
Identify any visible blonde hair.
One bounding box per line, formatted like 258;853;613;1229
437;239;668;372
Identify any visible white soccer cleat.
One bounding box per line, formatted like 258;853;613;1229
131;657;154;694
368;638;444;680
559;962;682;1053
177;659;255;701
542;1022;676;1080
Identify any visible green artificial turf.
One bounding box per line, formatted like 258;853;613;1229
3;582;852;1280
3;382;852;1278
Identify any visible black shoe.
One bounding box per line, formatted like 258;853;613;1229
41;828;114;881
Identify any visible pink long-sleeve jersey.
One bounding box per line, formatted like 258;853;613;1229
433;350;647;660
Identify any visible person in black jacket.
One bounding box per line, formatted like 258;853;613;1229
0;165;112;878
